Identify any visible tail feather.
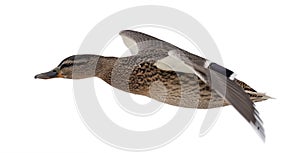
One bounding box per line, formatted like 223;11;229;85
245;90;273;102
235;79;273;102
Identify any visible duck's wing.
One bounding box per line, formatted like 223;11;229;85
119;30;182;54
156;49;265;141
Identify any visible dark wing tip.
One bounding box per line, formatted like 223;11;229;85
119;30;132;35
251;119;265;142
206;70;266;141
226;78;266;141
119;30;161;40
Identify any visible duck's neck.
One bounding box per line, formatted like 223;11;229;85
95;56;118;84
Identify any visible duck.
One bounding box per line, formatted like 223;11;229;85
35;30;271;140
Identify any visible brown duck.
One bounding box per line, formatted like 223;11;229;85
35;30;271;140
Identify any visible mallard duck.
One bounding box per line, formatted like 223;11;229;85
35;30;271;140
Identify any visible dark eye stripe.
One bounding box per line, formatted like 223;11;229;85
60;62;86;69
60;63;74;69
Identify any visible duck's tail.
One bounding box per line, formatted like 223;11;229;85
245;90;274;102
235;79;273;103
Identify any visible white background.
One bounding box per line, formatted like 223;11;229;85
0;0;299;152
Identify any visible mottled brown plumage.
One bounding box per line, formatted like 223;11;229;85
35;30;271;140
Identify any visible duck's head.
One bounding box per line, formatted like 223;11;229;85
34;55;101;79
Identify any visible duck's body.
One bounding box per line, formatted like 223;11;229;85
35;30;271;140
93;55;267;109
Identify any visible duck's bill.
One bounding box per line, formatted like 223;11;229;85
34;71;58;79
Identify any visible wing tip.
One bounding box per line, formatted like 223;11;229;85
119;30;132;36
119;29;146;36
250;120;265;142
